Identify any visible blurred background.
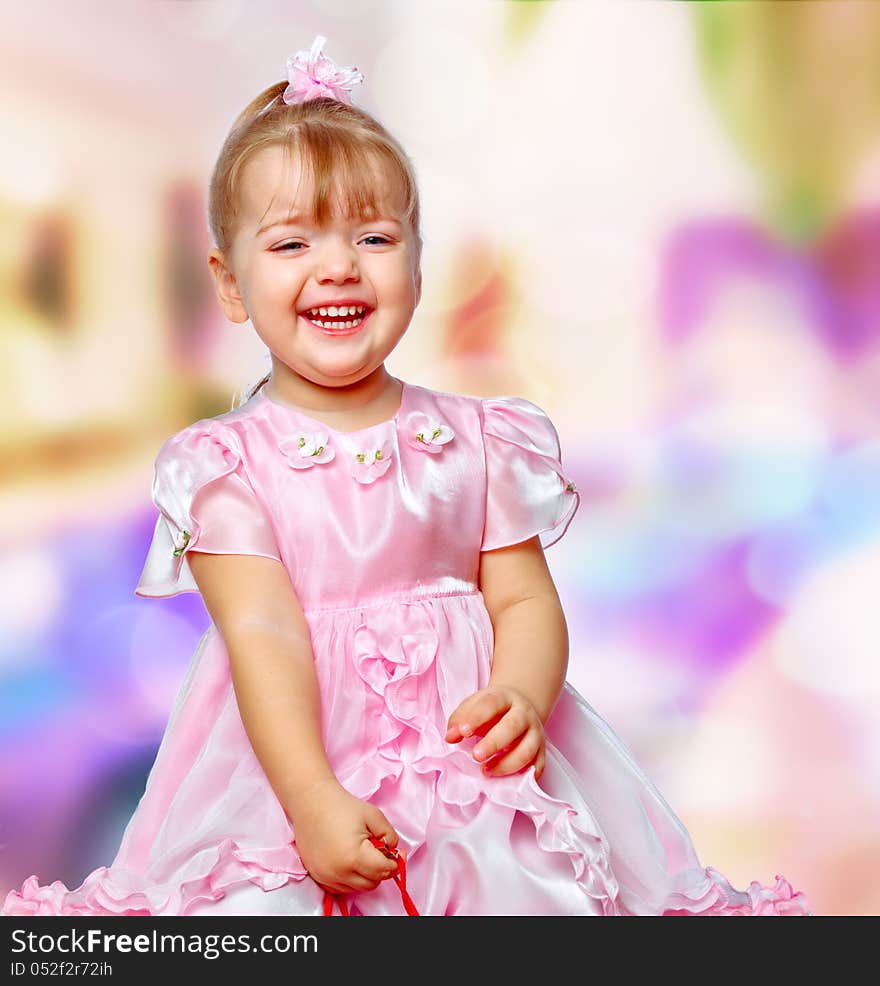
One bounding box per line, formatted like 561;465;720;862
1;0;878;917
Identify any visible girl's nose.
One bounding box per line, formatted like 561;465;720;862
316;239;359;283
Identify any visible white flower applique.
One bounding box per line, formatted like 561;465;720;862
351;439;394;485
172;528;191;557
278;430;336;469
403;410;454;454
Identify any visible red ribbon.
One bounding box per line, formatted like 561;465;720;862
322;836;419;916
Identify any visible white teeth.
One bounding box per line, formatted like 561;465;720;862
307;304;366;317
307;315;365;330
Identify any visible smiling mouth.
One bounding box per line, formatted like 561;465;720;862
301;307;371;330
300;309;372;334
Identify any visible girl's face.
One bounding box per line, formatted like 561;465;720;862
210;144;422;394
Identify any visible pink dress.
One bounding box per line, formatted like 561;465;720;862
2;381;812;916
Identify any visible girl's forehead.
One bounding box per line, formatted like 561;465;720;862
250;196;405;232
242;146;403;216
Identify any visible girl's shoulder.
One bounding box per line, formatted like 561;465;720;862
404;380;482;419
403;381;551;425
160;396;268;447
150;403;265;489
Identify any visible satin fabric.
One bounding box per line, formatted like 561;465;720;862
2;381;812;916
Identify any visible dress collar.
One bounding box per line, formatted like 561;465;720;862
255;378;409;438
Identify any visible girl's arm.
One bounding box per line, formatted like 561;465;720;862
446;535;569;778
189;551;336;812
187;551;399;893
481;536;569;722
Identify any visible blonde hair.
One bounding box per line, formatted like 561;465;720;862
208;87;423;407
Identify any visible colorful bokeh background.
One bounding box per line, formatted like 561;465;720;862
2;0;879;917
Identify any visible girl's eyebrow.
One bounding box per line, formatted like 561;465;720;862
255;214;403;237
256;214;307;237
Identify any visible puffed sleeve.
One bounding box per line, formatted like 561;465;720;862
480;396;581;551
134;422;282;598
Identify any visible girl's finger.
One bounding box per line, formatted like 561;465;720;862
358;868;391;889
360;841;399;880
534;747;546;780
342;871;386;893
314;876;363;896
357;842;399;881
483;731;543;777
447;692;501;736
444;721;466;742
472;708;529;763
469;706;508;739
445;698;482;740
362;818;401;879
472;691;513;728
365;809;399;850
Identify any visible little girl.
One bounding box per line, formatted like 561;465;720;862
3;36;812;917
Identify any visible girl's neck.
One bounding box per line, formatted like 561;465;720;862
264;367;401;419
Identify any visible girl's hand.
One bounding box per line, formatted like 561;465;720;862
289;778;400;896
445;685;546;780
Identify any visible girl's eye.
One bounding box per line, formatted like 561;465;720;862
273;235;391;252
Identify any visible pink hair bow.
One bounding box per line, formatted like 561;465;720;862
282;35;364;106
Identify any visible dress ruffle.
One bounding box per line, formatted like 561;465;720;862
2;838;308;916
334;595;620;914
660;868;811;916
